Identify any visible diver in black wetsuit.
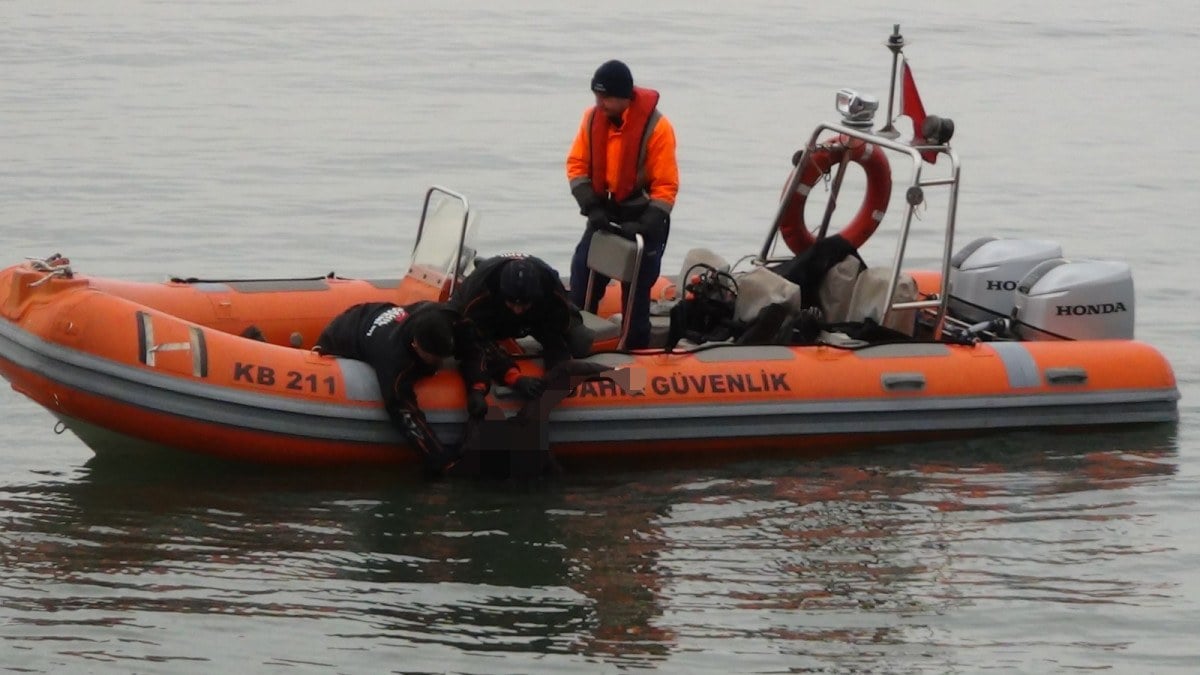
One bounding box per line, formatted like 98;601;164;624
314;301;490;473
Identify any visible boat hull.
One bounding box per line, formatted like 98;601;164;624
0;262;1178;468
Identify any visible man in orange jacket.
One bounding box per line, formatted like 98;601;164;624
567;59;679;350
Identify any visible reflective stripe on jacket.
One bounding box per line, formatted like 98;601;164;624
567;86;678;215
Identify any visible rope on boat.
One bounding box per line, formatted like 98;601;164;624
28;267;73;287
25;253;75;286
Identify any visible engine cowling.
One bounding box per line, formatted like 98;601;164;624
1012;259;1135;340
948;237;1063;323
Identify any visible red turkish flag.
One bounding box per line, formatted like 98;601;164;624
901;59;938;163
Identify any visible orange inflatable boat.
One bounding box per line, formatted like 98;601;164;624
0;28;1178;469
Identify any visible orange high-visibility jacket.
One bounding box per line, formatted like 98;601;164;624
566;86;678;215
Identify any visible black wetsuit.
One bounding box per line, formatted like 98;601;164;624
314;301;488;470
450;255;584;380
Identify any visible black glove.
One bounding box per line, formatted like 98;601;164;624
512;376;545;399
466;389;488;419
617;220;644;239
571;183;599;215
636;205;669;242
616;219;658;243
618;207;669;243
585;206;610;233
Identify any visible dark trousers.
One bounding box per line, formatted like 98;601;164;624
569;231;666;350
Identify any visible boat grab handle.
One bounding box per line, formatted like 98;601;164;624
1045;367;1088;386
881;372;926;391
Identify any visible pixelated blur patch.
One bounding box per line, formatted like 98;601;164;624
453;360;644;479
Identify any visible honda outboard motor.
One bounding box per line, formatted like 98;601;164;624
1012;259;1135;340
948;237;1063;323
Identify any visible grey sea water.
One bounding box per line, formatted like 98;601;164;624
2;1;1198;672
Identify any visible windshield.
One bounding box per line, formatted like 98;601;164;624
405;187;479;300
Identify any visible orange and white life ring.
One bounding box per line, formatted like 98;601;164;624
777;138;892;255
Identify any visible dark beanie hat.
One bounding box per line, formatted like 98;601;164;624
409;311;455;358
591;60;633;99
498;258;541;304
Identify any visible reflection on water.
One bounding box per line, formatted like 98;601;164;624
0;425;1180;672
